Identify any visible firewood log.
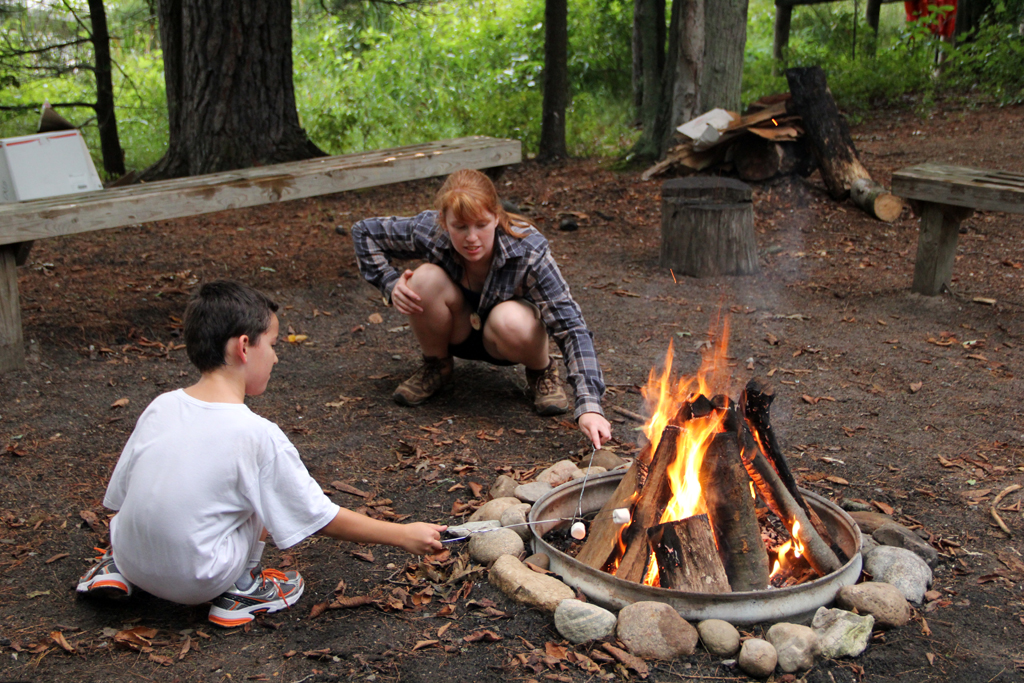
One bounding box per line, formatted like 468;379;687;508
698;415;770;591
648;515;731;592
851;178;904;223
738;428;842;577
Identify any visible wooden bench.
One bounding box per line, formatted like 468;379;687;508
891;163;1024;295
774;0;902;60
0;136;521;371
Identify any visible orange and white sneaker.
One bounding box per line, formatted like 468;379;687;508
77;547;133;598
208;566;304;627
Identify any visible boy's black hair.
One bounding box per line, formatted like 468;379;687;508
184;280;279;372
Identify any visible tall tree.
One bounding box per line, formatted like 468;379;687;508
86;0;125;177
142;0;324;180
538;0;568;160
632;0;665;124
701;0;747;113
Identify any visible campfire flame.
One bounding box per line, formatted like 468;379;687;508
770;521;806;579
637;322;734;585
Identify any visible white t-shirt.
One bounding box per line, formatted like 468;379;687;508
104;389;340;604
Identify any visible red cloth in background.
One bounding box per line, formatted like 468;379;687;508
904;0;958;38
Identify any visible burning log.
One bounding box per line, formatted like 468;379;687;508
738;428;842;577
648;515;730;592
698;411;770;591
734;137;815;182
613;426;682;584
741;378;845;563
575;442;651;570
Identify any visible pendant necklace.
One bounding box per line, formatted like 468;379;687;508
465;268;484;331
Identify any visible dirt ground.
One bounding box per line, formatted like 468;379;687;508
2;101;1023;683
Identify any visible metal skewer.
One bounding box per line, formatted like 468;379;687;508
441;507;629;543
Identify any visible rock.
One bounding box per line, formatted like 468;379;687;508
500;503;534;541
588;449;627;471
514;481;554;503
536;460;582;487
554;599;618;643
766;623;819;673
469;527;524;564
490;475;519;500
835;581;912;628
616;602;698;660
447;520;500;538
489;555;574;612
697;619;741;656
524;553;550;570
469;497;522;523
848;510;896;535
570;466;607;480
861;535;879;554
738;638;777;678
812;607;873;658
864;546;932;603
873;522;939;567
840;498;876;513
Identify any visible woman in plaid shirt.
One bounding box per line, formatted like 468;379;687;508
351;169;611;449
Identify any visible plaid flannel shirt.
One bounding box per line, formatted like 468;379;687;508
351;210;605;419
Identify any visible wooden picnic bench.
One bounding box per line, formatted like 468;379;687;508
0;136;521;372
891;163;1024;295
774;0;902;60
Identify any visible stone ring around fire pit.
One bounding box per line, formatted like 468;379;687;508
529;469;862;626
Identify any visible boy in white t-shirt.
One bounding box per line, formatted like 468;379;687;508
77;280;445;626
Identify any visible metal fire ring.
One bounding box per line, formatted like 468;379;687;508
529;469;863;625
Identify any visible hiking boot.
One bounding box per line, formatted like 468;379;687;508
393;356;453;406
77;547;133;599
208;566;304;627
526;360;569;416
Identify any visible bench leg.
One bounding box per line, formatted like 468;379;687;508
911;201;973;296
0;244;25;372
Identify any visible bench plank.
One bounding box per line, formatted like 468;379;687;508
0;136;521;247
892;163;1024;215
0;135;520;371
891;163;1024;295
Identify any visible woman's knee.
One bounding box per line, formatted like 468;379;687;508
486;301;545;346
407;263;457;300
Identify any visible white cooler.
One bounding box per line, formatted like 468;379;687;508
0;130;103;202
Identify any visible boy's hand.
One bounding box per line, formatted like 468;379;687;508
400;522;447;555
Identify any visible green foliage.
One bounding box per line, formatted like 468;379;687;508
292;0;633;156
941;1;1024;104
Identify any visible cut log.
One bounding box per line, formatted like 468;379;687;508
785;66;901;223
737;428;842;578
648;515;730;593
613;425;681;584
734;136;816;182
660;177;759;278
740;378;844;563
851;178;904;223
698;424;770;591
575;441;652;570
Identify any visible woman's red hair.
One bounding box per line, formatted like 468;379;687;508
435;169;532;239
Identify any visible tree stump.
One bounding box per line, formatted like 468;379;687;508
660;177;759;277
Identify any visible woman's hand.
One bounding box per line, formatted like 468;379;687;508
391;269;423;315
399;522;447;555
578;412;612;450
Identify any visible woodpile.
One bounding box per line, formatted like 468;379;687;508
643;75;904;223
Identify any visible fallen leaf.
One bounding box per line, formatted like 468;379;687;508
286;334;308;343
920;617;932;637
412;639;439;651
368;313;384;324
801;395;819;405
50;631;74;653
437;623;452;638
972;297;997;306
179;635;191;660
114;626;158;651
909;382;923;393
149;653;173;666
871;500;894;515
468;482;484;498
602;643;649;678
826;475;850;485
110;398;130;409
45;553;69;564
351;550;375;563
926;652;935;666
330;481;370;498
463;630;502;643
765;333;780;346
545;642;568;659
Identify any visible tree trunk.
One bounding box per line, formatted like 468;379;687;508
539;0;569;161
142;0;325;180
955;0;995;42
702;0;748;112
635;0;665;135
656;0;704;158
87;0;125;177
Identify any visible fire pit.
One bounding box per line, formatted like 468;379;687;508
529;471;862;625
527;336;863;625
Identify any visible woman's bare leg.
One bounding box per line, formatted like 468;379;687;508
481;300;548;368
404;263;472;355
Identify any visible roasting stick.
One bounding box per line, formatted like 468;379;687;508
441;508;631;543
570;447;600;539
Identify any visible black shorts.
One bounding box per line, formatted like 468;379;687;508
449;327;516;366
